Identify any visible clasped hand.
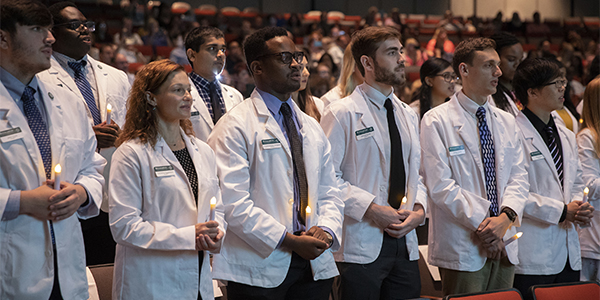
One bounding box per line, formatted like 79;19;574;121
20;181;88;221
195;221;223;251
365;203;425;239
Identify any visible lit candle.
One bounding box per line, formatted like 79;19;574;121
106;104;112;125
401;196;407;208
54;164;61;190
305;205;312;226
504;232;522;246
583;187;589;203
209;197;216;221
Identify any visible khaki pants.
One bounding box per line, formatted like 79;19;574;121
439;257;514;296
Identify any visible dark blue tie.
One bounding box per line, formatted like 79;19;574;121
476;107;499;216
21;86;52;179
68;60;101;125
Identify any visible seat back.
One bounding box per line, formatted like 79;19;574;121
88;263;114;300
531;281;600;300
444;288;523;300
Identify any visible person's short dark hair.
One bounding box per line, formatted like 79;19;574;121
47;1;77;25
452;37;496;78
350;26;402;76
513;58;562;106
490;31;520;54
184;26;224;66
1;0;52;36
242;26;289;74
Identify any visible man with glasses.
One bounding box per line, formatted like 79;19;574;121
511;58;594;300
40;1;130;265
320;26;427;299
420;38;530;296
207;26;344;300
185;26;243;142
0;0;105;298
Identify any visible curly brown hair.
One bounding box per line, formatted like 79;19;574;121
117;59;194;147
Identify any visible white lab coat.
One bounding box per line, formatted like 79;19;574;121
207;89;344;288
420;92;529;272
321;85;343;108
0;77;105;299
109;131;224;300
552;109;580;133
189;78;244;142
320;87;427;264
577;128;600;260
515;112;584;275
40;55;130;211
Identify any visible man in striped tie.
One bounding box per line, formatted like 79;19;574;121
420;38;529;296
511;58;594;300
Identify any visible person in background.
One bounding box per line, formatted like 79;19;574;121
410;57;456;120
114;16;142;46
426;27;455;61
404;38;428;67
320;42;364;107
113;52;135;85
44;1;131;266
490;32;524;117
109;59;224;299
420;38;529;296
184;26;244;142
0;0;105;298
98;43;116;65
207;26;344;300
292;55;324;121
225;40;245;75
232;61;255;98
512;58;593;300
577;78;600;283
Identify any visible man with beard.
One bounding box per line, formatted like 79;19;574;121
320;26;426;299
41;1;130;265
207;26;344;299
420;38;529;296
185;26;244;142
0;0;105;298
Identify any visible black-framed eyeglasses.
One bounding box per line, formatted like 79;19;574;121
257;51;304;65
54;21;95;32
435;72;458;83
543;78;568;89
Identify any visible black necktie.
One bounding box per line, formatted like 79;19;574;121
280;102;309;225
210;81;223;123
384;99;406;209
545;125;564;188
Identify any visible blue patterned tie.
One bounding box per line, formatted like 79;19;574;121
545;126;564;188
476;107;499;216
68;60;101;125
21;86;52;179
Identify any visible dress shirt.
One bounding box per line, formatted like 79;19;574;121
53;52;100;107
456;91;495;153
189;71;225;120
522;107;564;171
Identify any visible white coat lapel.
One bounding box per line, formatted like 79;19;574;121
189;77;215;130
490;109;507;189
556;125;572;197
519;113;562;188
221;85;236;111
251;90;292;159
156;136;196;204
449;98;483;176
38;81;65;171
393;98;413;162
49;56;81;98
89;57;109;121
351;89;386;162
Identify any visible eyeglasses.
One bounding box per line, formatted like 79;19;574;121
435;72;459;83
543;79;568;89
54;21;95;32
257;51;305;65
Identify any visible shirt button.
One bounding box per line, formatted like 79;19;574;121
380;185;386;191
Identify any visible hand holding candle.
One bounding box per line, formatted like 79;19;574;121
106;104;112;125
209;197;216;221
504;232;522;246
54;164;61;190
306;205;312;227
583;187;589;203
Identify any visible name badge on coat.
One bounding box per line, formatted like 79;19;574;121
355;127;374;140
530;151;544;161
448;145;465;156
154;165;176;177
261;138;282;150
0;127;25;143
191;111;200;117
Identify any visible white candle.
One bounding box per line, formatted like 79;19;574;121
583;187;589;203
106;104;112;125
504;232;522;246
54;164;61;190
305;205;312;227
209;197;216;221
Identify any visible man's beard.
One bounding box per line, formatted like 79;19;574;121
374;60;406;87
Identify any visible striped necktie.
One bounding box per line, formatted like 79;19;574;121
68;60;101;125
545;125;564;188
21;86;52;179
476;107;499;216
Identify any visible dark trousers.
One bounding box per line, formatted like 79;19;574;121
514;259;580;300
80;211;116;265
227;252;334;300
336;234;421;300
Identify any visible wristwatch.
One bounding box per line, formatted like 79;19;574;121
324;231;333;248
501;207;517;223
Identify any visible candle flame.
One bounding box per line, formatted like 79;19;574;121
515;232;523;239
580;118;584;124
306;206;312;214
210;197;216;206
54;164;62;173
584;187;589;194
107;103;112;112
401;197;407;204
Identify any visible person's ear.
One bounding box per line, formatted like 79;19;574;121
250;60;261;76
146;92;157;106
459;63;468;77
186;48;197;64
0;29;10;50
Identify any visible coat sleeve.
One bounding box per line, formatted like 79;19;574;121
207;114;287;258
498;126;529;227
320;106;375;222
420;112;491;231
108;144;196;251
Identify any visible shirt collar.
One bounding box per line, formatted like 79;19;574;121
189;71;219;92
522;107;555;131
359;82;394;109
54;52;88;71
0;66;39;101
457;90;491;118
257;88;295;118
